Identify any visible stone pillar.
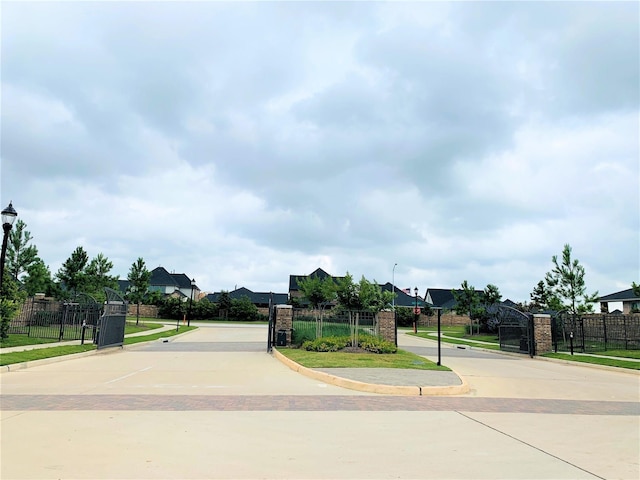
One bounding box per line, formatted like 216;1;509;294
533;314;552;355
274;305;293;346
377;310;395;344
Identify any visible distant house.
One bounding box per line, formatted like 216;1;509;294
206;287;288;307
288;268;343;304
424;288;516;311
148;266;200;300
379;283;425;308
289;268;425;308
598;288;640;314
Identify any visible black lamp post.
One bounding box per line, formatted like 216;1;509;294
413;287;419;334
188;278;196;327
0;201;18;297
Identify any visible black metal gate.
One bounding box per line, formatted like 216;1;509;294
493;305;534;356
9;294;101;341
267;295;276;352
96;288;127;350
552;312;640;353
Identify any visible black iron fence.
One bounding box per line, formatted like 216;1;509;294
9;295;101;342
292;309;378;345
552;313;640;352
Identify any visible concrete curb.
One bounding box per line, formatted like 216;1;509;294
272;348;469;396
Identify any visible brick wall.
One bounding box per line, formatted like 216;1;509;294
126;304;159;318
274;305;293;344
377;310;395;344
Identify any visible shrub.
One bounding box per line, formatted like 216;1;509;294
302;336;350;352
357;334;397;354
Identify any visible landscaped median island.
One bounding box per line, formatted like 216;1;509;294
277;334;450;371
0;323;196;367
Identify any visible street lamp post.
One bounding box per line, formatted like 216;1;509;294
392;263;397;346
413;287;418;334
0;201;18;297
188;278;196;327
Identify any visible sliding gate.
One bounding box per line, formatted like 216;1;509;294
493;305;534;357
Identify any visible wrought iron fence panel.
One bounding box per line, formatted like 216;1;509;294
292;308;380;345
553;313;639;352
8;294;101;341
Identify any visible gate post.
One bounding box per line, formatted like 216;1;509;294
533;314;552;355
274;305;293;346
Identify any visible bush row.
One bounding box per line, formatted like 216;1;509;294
301;334;397;354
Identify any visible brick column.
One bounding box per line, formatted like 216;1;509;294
533;314;552;354
274;305;293;346
377;310;395;344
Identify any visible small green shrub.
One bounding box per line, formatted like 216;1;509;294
357;334;397;354
302;336;350;352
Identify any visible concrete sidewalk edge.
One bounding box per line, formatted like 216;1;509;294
272;348;469;396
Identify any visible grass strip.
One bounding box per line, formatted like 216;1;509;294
0;326;195;366
278;348;450;371
542;352;640;370
410;332;501;350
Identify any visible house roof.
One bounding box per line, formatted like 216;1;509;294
289;268;343;291
380;282;426;307
117;279;130;294
149;267;199;291
425;287;488;310
598;288;639;302
207;288;288;305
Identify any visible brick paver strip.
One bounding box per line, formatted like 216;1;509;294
2;395;638;415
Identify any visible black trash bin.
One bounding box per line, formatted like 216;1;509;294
276;330;287;347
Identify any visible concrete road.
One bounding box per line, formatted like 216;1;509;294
1;324;638;480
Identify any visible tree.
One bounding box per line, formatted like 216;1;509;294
218;291;232;319
297;274;337;337
632;282;640;297
127;257;151;325
529;280;562;312
229;296;258;321
85;253;118;300
544;244;598;314
453;280;480;334
6;219;38;281
56;246;89;295
22;257;55;297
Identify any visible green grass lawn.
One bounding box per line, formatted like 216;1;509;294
0;326;195;366
278;348;450;371
542;352;640;370
410;330;502;350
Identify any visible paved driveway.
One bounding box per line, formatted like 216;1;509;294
1;324;638;480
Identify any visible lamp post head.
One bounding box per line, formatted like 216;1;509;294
414;287;418;296
1;201;17;228
191;278;196;287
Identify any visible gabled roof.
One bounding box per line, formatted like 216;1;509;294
425;287;486;310
149;267;198;291
380;282;426;307
289;268;344;291
598;288;639;302
207;288;288;305
150;267;178;288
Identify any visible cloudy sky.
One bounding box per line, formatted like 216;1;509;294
2;1;638;305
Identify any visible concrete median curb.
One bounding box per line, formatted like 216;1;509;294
272;348;469;396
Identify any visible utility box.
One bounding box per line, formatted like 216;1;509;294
276;330;287;347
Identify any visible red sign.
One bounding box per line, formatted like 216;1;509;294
414;307;421;314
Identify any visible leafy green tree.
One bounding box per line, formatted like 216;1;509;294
229;296;259;321
56;246;89;295
632;282;640;297
0;271;26;339
453;280;480;334
218;291;232;319
85;253;118;299
22;257;55;296
529;279;562;312
297;274;337;337
544;244;598;314
127;257;151;325
6;219;39;281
